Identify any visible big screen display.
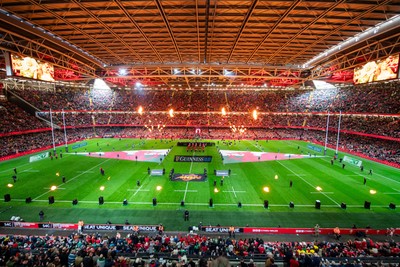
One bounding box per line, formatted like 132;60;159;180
353;54;399;84
11;54;55;82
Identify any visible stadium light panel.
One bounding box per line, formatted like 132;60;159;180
118;68;127;76
93;79;111;90
312;80;337;90
223;69;232;76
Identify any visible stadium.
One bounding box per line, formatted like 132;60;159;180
0;1;400;265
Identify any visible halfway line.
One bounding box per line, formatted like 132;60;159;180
188;151;195;174
183;182;189;201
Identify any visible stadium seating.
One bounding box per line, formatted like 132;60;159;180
2;81;399;166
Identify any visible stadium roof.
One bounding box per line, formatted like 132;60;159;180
0;0;399;88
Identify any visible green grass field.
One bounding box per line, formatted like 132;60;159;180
0;138;399;231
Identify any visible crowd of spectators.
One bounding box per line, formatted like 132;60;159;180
0;231;399;267
0;127;399;166
4;82;399;137
0;101;47;134
8;81;400;114
1;83;400;266
32;112;399;139
0;129;94;158
1;81;399;164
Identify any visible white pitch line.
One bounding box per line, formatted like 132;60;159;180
21;170;40;173
132;185;149;196
231;187;236;198
0;162;32;174
188;151;195;174
44;187;66;190
127;189;149;192
76;171;94;173
33;158;111;201
310;192;334;194
295;145;400;197
183;182;189;201
276;161;341;206
248;141;341;206
222;189;247;198
373;172;400;185
222;191;247;193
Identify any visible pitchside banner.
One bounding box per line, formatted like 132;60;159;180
0;222;397;235
83;224;159;232
29;152;49;163
39;223;77;230
174;155;212;162
343;155;363;167
202;226;242;233
72;141;88;149
307;144;323;153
